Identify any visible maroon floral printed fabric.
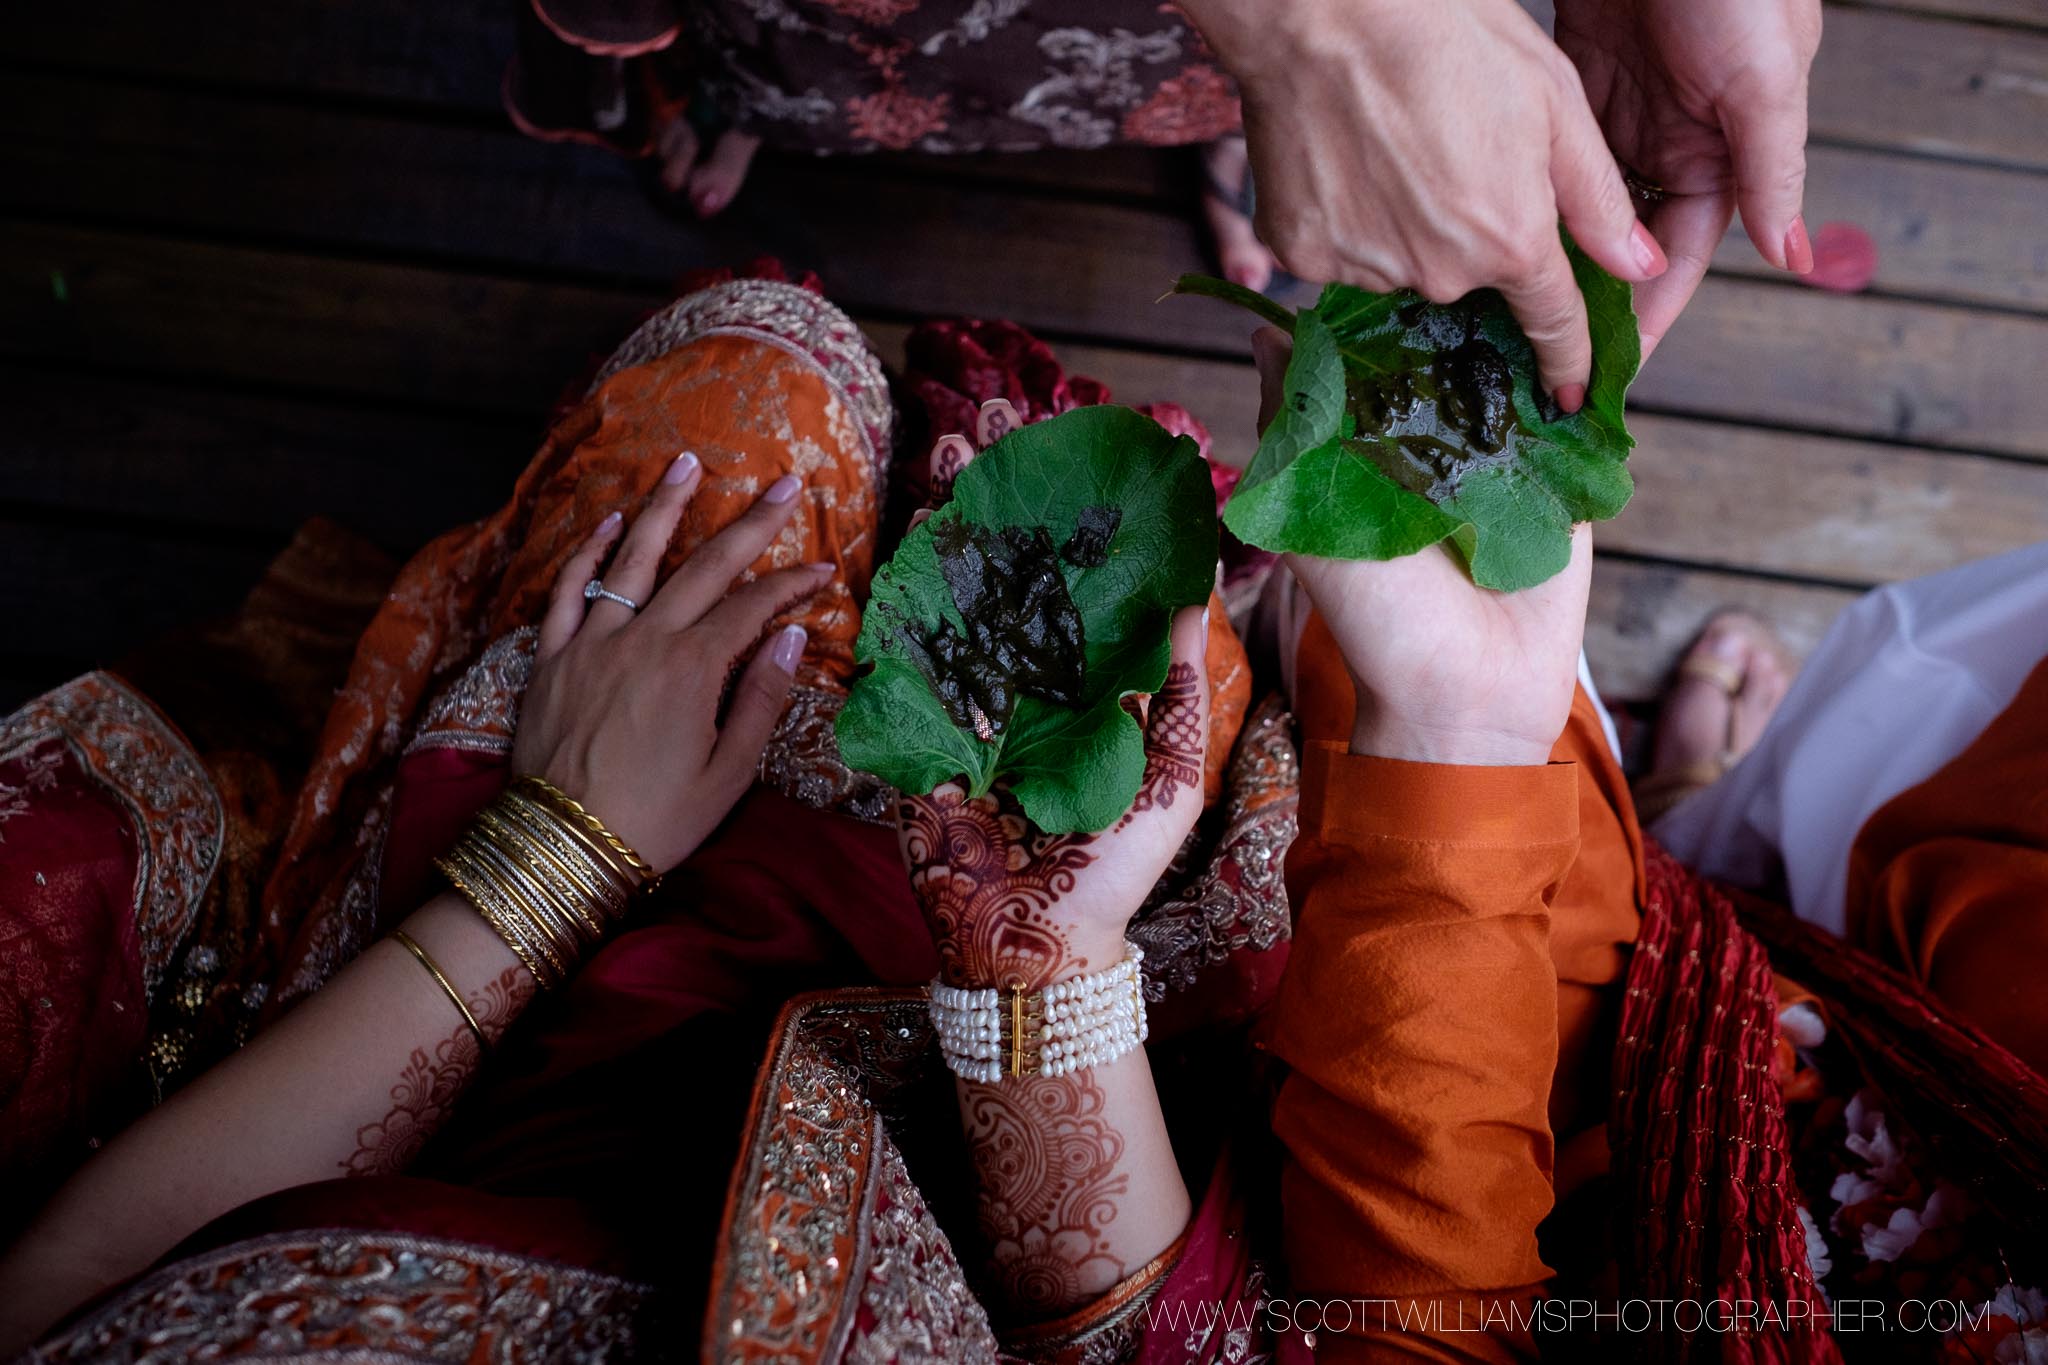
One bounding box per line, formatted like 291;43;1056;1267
507;0;1243;156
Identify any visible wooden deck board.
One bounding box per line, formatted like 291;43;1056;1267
20;1;2047;170
0;368;523;547
13;72;2048;321
1586;562;1860;700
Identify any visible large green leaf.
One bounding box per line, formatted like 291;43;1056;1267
835;405;1218;834
1175;235;1641;590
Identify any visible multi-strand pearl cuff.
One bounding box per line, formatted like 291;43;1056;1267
930;946;1148;1083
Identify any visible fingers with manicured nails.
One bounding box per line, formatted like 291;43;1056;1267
1251;326;1292;434
694;563;834;660
929;434;974;505
584;451;702;630
975;398;1021;450
539;511;624;659
1719;70;1813;273
646;472;804;630
708;620;807;788
1498;239;1594;410
1631;190;1736;362
1547;78;1665;285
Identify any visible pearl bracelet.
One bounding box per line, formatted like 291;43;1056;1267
929;946;1147;1083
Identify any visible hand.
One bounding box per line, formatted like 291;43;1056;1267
1254;329;1590;766
897;410;1213;988
510;454;832;871
1182;0;1667;409
1556;0;1822;356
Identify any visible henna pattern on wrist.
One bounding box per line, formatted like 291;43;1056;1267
901;787;1099;990
963;1071;1130;1313
341;965;532;1177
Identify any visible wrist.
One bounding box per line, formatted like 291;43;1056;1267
1348;712;1554;767
1179;0;1353;80
934;927;1134;993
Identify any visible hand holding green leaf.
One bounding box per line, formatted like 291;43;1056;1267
1178;235;1640;591
1248;328;1595;767
836;405;1218;834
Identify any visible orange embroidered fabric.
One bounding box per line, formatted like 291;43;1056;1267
262;279;894;1008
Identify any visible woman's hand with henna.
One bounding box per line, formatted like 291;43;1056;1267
510;453;832;872
898;407;1214;989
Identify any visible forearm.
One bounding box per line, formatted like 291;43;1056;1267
1267;745;1576;1359
958;1048;1189;1320
0;893;532;1348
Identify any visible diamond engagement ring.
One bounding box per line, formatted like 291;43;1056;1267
583;579;642;613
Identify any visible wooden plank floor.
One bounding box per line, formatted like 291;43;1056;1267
3;0;2045;714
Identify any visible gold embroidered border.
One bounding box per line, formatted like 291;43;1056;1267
24;1227;661;1362
0;672;223;994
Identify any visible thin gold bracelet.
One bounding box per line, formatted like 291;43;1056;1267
475;808;609;944
514;775;654;882
501;787;638;905
390;929;489;1055
436;848;561;989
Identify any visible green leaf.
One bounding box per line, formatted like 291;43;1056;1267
1184;233;1642;591
836;405;1218;834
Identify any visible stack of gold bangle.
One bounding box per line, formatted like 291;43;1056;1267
433;775;651;989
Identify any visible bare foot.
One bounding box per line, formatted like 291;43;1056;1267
650;111;760;218
1636;610;1794;821
1200;137;1280;293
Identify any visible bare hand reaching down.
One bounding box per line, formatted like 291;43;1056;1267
1556;0;1823;356
1180;0;1671;411
1180;0;1822;380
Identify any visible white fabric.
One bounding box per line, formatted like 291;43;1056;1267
1652;540;2048;934
1578;651;1623;765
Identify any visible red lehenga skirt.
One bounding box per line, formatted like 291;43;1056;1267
7;276;2047;1363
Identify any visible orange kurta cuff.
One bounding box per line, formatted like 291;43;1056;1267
1300;740;1582;851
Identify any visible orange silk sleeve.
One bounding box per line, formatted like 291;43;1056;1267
1266;744;1578;1362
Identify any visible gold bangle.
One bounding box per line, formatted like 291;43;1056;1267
436;846;563;989
514;775;654;882
502;787;638;907
435;780;652;991
475;808;610;945
465;836;578;978
390;929;489;1055
495;792;633;918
